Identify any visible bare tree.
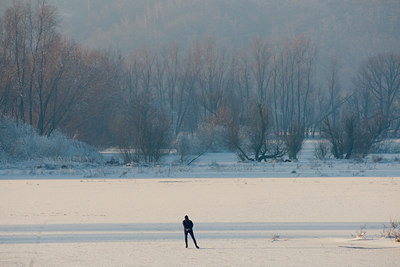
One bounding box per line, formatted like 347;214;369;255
223;101;285;162
0;1;90;136
129;94;170;163
236;48;253;124
4;1;30;123
354;114;386;157
118;48;171;163
273;36;316;134
251;36;271;105
354;52;400;135
162;44;180;124
321;116;344;159
196;39;228;118
326;56;342;125
246;102;286;162
322;111;386;159
153;50;166;105
59;50;124;145
293;36;316;128
173;44;200;134
0;15;16;117
34;38;94;136
284;122;305;160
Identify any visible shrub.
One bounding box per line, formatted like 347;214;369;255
175;132;204;164
0;117;102;163
372;155;383;163
371;139;400;154
314;140;330;160
322;113;385;159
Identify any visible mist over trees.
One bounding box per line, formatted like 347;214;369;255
1;0;400;162
50;0;400;87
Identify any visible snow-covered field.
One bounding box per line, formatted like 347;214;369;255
0;141;399;266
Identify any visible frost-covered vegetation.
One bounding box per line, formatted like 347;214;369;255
371;140;400;154
0;118;102;164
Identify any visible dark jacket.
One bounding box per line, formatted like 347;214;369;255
182;219;194;231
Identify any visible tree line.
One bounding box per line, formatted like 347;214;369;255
1;1;399;162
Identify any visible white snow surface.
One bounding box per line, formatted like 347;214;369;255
1;140;400;179
0;141;399;266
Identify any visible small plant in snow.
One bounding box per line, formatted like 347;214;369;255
209;160;221;171
381;220;400;242
352;225;366;239
271;234;280;242
372;155;383;163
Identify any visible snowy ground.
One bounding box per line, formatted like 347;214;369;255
1;140;400;179
0;141;399;266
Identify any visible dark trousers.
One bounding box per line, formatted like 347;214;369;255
184;229;198;248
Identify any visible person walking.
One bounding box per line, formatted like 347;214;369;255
182;215;199;249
